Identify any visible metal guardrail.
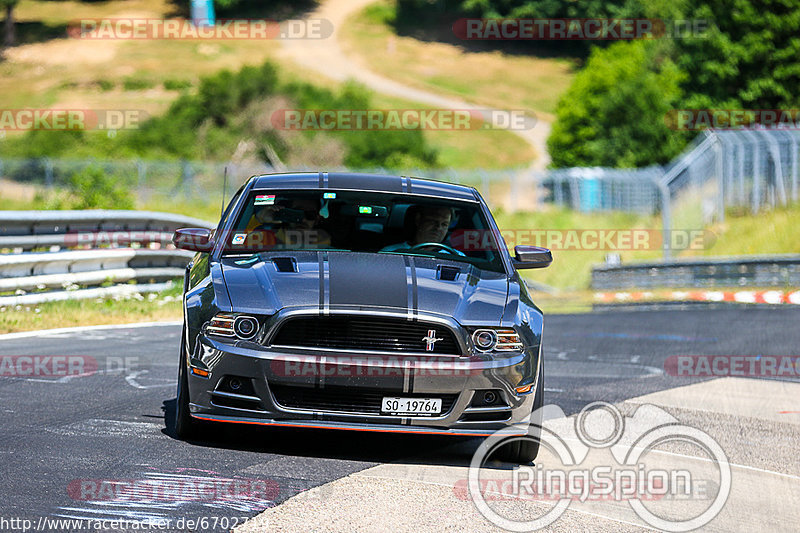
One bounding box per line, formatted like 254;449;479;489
0;249;194;291
0;210;213;250
592;255;800;290
0;210;213;305
0;282;175;307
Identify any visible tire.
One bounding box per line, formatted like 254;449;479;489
174;326;199;440
494;357;544;464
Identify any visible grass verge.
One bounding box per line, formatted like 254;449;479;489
0;283;182;334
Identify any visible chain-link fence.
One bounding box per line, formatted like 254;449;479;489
537;166;663;214
532;127;800;258
662;128;800;221
2;127;798;259
0;156;268;202
0;155;533;210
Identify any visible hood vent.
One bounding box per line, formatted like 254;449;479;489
272;257;298;273
437;265;461;281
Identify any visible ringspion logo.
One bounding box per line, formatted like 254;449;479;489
468;402;730;531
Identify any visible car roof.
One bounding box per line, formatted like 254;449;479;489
250;172;479;202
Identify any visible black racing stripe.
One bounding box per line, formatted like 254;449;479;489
406;177;412;194
318;172;324;188
318;252;325;311
327;173;403;192
408;368;415;393
328;254;407;308
409;256;418;318
403;255;412;319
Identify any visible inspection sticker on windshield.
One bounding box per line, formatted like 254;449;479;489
231;233;246;245
255;194;276;205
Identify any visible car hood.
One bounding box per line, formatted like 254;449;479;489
219;251;510;324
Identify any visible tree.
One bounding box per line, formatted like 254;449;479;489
1;0;18;47
547;40;687;168
672;0;800;109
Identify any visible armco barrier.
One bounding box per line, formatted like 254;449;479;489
0;210;213;250
0;210;213;305
0;249;194;291
592;255;800;290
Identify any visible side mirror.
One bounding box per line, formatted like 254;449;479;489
173;228;213;252
512;245;552;269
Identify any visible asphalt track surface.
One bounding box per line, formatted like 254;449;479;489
1;307;798;531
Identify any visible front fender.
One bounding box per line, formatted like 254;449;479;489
184;256;232;356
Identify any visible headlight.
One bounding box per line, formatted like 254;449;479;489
471;328;523;352
206;313;261;340
233;315;259;340
472;329;497;351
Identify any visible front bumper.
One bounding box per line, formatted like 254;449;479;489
186;335;539;436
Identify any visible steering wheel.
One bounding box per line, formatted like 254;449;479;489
409;242;464;256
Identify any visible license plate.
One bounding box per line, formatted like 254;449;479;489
381;397;442;415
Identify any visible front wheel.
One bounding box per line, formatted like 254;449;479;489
174;327;199;440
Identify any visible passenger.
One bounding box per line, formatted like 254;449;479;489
246;197;331;249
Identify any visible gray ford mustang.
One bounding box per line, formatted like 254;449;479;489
173;172;552;463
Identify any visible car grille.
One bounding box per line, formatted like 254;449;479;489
269;384;459;415
269;316;461;355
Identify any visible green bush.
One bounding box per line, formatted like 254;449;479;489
53;165;135;209
0;60;438;170
123;77;156;91
97;79;115;92
547;41;687;168
163;79;192;91
283;80;438;169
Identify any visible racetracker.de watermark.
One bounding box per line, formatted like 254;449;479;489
68;477;279;503
0;109;146;131
452;18;710;40
0;516;254;532
269;355;483;378
270;109;536;131
0;355;140;378
64;230;175;248
467;402;731;531
452;229;715;251
67;18;333;40
665;355;800;378
182;228;715;253
665;109;800;130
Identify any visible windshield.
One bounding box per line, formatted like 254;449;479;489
220;189;506;272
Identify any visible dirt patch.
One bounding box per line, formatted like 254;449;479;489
0;179;39;202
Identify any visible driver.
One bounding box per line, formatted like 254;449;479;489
381;205;465;255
